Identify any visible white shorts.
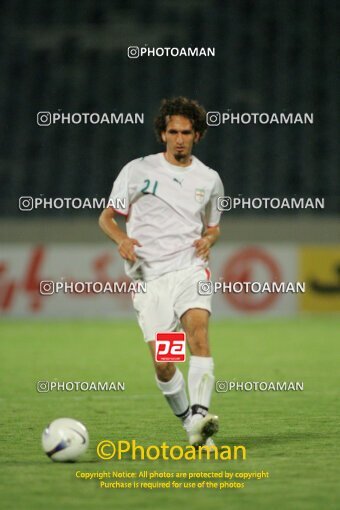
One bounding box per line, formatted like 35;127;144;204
132;266;212;342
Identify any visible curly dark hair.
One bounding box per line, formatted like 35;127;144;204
154;96;207;143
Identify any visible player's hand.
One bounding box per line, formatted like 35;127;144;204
193;237;211;261
118;237;142;262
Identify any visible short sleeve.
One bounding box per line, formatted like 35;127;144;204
205;173;224;227
108;163;131;216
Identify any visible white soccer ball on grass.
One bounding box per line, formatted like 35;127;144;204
42;418;89;462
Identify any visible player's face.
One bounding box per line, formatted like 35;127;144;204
161;115;200;165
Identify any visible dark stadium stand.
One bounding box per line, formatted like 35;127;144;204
0;0;338;216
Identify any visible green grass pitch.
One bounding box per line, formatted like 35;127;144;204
0;317;339;510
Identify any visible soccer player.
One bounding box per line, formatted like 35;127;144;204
99;97;224;447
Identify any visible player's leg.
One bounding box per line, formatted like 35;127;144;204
131;274;191;433
181;308;214;418
148;341;191;429
173;264;218;446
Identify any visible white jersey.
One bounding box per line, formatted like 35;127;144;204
109;152;224;281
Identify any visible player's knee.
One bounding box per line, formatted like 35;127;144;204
188;324;210;356
155;362;176;382
187;320;208;337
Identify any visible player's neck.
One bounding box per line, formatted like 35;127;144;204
163;151;193;167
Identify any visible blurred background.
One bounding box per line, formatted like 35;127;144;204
0;0;339;316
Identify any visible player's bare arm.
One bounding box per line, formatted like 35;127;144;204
98;207;141;262
193;225;220;261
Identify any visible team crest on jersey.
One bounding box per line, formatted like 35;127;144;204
195;188;205;203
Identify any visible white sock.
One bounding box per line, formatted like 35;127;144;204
156;368;191;421
188;356;215;417
182;414;192;432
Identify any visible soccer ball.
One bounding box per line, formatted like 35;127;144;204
42;418;89;462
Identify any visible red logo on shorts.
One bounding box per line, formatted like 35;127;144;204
155;332;186;362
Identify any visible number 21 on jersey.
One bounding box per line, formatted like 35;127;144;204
141;179;158;195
